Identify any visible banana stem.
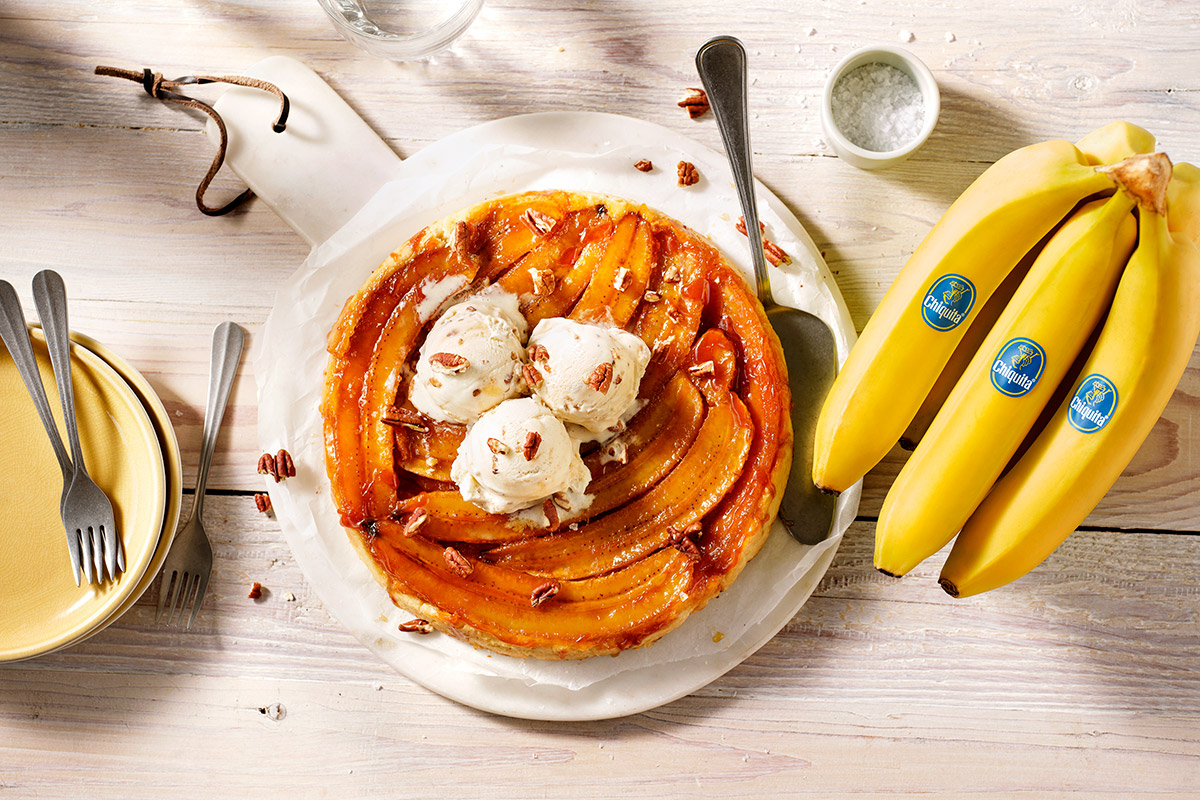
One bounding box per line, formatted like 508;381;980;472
1098;152;1173;216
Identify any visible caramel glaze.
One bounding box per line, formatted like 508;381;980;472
322;191;792;659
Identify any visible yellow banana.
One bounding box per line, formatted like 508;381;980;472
1075;121;1156;166
814;139;1119;492
900;124;1156;451
1167;161;1200;243
941;154;1200;598
874;177;1141;577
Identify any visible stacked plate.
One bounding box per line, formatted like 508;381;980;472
0;327;182;662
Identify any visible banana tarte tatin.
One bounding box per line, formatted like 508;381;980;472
322;190;792;660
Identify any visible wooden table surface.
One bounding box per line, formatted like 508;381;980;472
2;1;1198;796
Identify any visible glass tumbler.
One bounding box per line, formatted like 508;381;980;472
317;0;486;61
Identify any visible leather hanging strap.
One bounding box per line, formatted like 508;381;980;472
94;66;290;216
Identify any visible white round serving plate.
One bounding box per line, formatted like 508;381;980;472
247;66;861;720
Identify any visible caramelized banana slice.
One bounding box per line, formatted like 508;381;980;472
569;213;639;323
524;221;615;326
394;492;544;544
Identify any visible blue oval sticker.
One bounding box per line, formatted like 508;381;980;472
921;274;976;331
1069;374;1118;433
991;337;1045;397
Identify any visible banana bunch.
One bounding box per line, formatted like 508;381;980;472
813;121;1200;596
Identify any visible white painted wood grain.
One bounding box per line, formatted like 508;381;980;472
2;1;1200;795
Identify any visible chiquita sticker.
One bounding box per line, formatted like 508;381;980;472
921;274;976;331
1068;374;1119;433
990;337;1045;397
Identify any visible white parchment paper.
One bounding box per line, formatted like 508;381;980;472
255;121;861;700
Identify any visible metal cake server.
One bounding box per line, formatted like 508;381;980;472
697;35;840;545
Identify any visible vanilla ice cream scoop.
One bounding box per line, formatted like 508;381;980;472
525;318;651;433
451;397;591;515
410;297;528;425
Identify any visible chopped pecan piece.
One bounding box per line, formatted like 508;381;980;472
677;87;710;119
429;352;470;374
402;509;429;537
528;343;549;363
452;220;485;256
254;492;272;513
634;159;654;172
529;267;556;296
586;362;614;393
542;498;560;531
607;440;628;465
522;363;543;387
443;547;473;577
663;264;681;283
735;215;791;266
248;582;264;599
530;581;560;608
381;405;430;433
521;208;558;237
687;360;716;378
669;521;704;561
487;437;509;455
677;161;699;187
551;492;572;510
523;431;542;461
643;290;662;303
398;618;434;634
613;266;631;291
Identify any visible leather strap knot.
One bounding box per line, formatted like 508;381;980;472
95;65;290;216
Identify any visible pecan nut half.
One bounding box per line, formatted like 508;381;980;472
530;581;560;608
429;352;470;374
248;582;264;599
443;546;473;577
586;362;614;393
677;161;699;187
402;508;429;537
254;492;272;513
528;343;549;363
257;452;277;481
523;431;542;461
521;208;559;237
522;363;543;388
274;449;296;481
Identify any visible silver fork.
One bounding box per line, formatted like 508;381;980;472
32;270;125;584
158;321;244;628
0;280;85;585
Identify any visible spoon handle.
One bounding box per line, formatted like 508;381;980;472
696;35;773;306
191;321;245;522
32;270;89;474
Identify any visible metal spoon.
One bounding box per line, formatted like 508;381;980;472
697;35;839;545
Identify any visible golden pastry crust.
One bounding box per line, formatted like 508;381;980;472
322;190;792;660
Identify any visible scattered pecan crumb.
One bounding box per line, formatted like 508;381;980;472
530;268;556;296
687;360;716;378
487;437;509;455
402;509;429;537
677;161;699;187
634;159;654;172
613;266;631;291
542;498;560;531
528;343;549;363
530;581;560;608
399;618;433;634
523;431;542;461
677;87;710;119
443;547;473;577
586;362;614;393
274;449;295;482
248;582;264;600
521;208;558;237
643;290;662;303
522;363;543;387
254;492;272;513
608;441;629;465
429;352;470;374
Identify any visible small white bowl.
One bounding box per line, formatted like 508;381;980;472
821;45;940;170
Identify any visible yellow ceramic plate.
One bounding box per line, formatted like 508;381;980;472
55;329;183;645
0;329;165;661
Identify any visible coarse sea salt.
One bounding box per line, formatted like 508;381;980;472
831;62;924;152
